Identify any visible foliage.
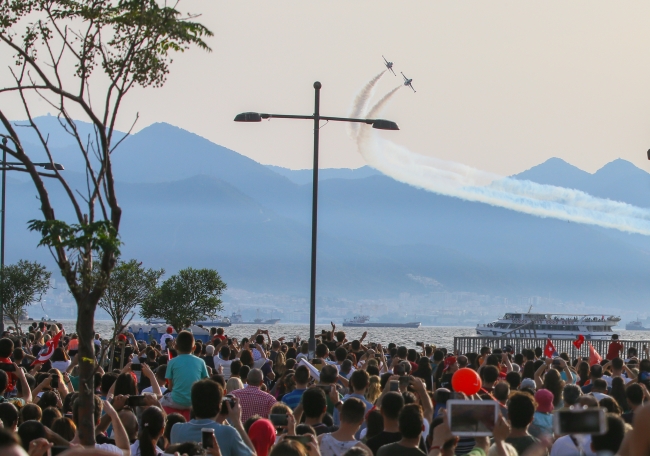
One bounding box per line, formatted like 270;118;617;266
0;0;211;445
98;259;163;333
0;260;51;333
140;267;226;330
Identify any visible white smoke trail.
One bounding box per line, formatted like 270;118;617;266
347;71;386;139
355;85;650;235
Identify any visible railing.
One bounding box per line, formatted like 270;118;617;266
454;337;649;357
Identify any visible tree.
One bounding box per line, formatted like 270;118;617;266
97;259;163;340
140;267;226;330
0;1;211;444
0;260;52;333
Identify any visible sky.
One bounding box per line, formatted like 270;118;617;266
6;1;650;176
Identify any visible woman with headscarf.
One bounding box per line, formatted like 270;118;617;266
248;418;277;456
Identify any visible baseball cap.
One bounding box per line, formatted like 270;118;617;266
520;378;536;390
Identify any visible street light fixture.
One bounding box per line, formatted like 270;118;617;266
0;137;65;334
235;81;399;357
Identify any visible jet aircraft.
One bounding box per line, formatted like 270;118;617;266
401;72;416;92
383;56;396;76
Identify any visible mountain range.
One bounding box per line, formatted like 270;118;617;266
4;116;650;310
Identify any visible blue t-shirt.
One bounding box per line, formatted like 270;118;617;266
282;388;306;410
171;419;253;456
165;354;209;407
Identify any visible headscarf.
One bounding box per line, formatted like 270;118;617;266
248;419;276;456
443;356;457;372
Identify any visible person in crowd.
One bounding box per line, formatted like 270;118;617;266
318;397;371;456
231;368;277;422
606;334;624;361
376;404;426;456
505;392;540;455
282;365;310;410
529;389;554;438
366;392;404;455
160;326;174;348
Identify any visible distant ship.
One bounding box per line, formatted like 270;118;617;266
626;319;650;331
477;312;621;340
229;312;280;325
147;316;232;327
342;315;421;328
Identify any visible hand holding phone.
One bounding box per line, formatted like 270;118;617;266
127;395;147;407
270;414;289;426
202;428;215;449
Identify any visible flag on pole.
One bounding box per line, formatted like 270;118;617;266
31;330;64;366
544;339;558;358
573;334;585;349
589;342;602;366
167;348;173;360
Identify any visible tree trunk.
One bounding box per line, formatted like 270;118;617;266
76;297;98;445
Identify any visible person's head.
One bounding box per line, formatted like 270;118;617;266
248;419;276;456
114;372;138;396
335;347;348;362
507;392;536;430
239;366;251;382
302;388;327;419
41;407;61;429
339;397;366;426
51;417;76;441
205;345;215;357
17;420;46;452
590;364;603;379
320;365;338;384
611;334;619;340
19;404;41;424
562;384;582;406
626;383;644;407
191;379;223;419
494;382;510;403
0;403;19;430
175;331;195;354
247;368;264;387
456;356;468;369
381;391;405;421
118;409;139;442
139;406;166;456
350;370;370;393
534;389;554;413
398;404;423;439
599;397;622;416
230;360;242;377
0;338;14;358
0;427;24;456
591;414;625;454
294;365;310;386
36;391;58;410
592;378;608;393
269;439;308;456
164;413;186;445
240;350;254;368
505;371;521;390
481;365;499;385
433;350;445;363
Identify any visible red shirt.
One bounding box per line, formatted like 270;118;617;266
606;341;623;360
0;358;17;392
213;335;226;342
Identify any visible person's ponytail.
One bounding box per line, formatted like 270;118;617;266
138;406;165;456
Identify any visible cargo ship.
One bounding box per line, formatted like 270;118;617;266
229;312;280;325
626;319;650;331
342;315;421;328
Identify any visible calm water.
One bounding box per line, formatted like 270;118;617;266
47;321;650;351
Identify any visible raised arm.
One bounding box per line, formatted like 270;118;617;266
534;359;550;389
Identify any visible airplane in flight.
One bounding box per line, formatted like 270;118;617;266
401;72;416;92
383;56;396;76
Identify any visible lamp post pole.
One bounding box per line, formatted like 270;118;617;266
0;137;5;335
235;82;399;359
309;82;321;356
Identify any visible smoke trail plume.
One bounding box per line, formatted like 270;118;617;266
347;71;385;139
354;85;650;236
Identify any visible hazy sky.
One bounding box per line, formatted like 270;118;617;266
9;1;650;175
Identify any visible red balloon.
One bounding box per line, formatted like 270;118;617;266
451;368;482;395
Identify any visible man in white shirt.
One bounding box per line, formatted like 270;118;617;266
602;358;634;387
71;396;130;455
159;327;174;348
214;344;234;379
141;365;168;395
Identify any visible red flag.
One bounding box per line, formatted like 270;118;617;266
167;348;173;360
544;339;558;358
31;331;64;366
573;334;585;349
589;343;602;366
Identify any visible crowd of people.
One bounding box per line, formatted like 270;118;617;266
0;322;648;456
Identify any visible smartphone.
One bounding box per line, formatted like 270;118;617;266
227;338;233;345
399;376;411;388
447;399;499;436
50;375;59;388
51;446;68;456
553;408;607;435
285;435;312;445
202;428;215;449
220;396;236;414
389;380;399;392
131;363;141;371
318;385;332;393
127;395;148;407
270;414;289;426
0;363;15;372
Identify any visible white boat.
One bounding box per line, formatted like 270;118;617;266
476;312;621;340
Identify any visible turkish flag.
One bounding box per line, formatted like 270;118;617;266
544;339;558;358
573;334;585;349
589;342;602;366
31;330;64;366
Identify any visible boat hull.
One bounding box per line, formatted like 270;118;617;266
626;324;650;331
343;322;421;328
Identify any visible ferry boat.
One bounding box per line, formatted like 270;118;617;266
342;315;421;329
626;319;650;331
476;312;621;340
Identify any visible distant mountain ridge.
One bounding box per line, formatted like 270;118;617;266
4;117;650;309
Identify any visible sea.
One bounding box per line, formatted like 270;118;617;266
33;321;650;351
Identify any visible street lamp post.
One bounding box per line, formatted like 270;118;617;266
0;136;65;334
235;81;399;357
